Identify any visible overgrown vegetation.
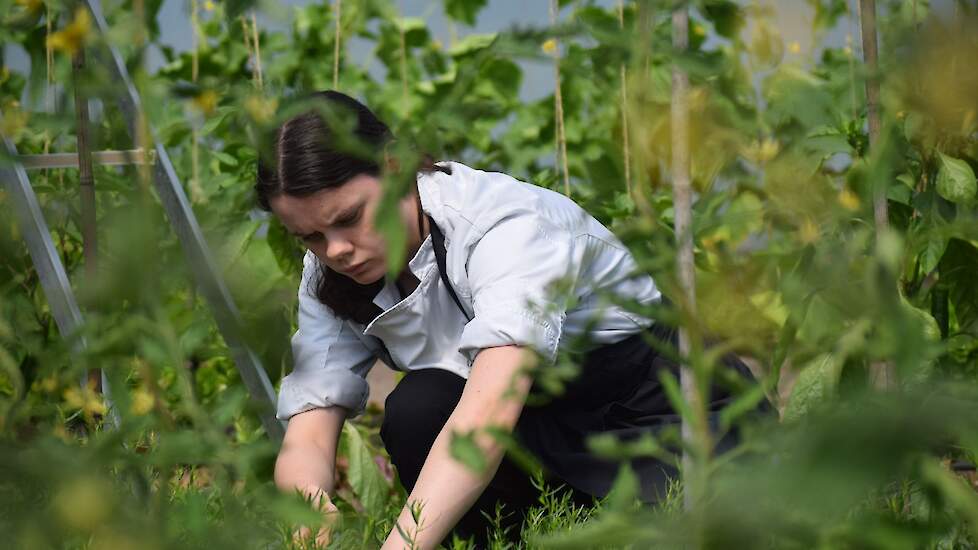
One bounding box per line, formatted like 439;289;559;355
1;0;976;548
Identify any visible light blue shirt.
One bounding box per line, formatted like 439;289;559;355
277;161;661;420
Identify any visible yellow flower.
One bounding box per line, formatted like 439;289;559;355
788;41;801;54
243;94;278;124
741;138;780;165
759;138;779;162
204;0;216;11
40;375;58;393
53;477;111;531
838;189;861;211
63;386;107;418
541;38;558;55
1;101;28;137
693;24;706;37
799;218;820;244
14;0;42;13
191;89;219;116
46;7;92;56
130;387;154;416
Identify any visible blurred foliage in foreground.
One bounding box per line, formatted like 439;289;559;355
1;0;977;547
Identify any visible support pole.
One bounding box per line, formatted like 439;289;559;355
858;0;887;232
71;46;101;393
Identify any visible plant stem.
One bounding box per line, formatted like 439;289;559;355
671;4;704;510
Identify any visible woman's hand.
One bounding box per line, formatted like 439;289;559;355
291;484;341;548
275;407;348;548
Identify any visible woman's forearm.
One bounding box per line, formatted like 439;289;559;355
274;406;347;499
381;346;536;549
382;416;506;549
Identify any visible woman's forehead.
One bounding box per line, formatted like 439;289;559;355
270;175;376;232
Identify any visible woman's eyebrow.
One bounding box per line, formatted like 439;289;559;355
289;205;361;237
326;204;360;224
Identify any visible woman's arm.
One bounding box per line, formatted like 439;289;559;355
381;345;538;550
275;405;346;502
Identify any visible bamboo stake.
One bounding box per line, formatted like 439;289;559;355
333;0;341;90
550;0;570;197
671;5;704;510
250;12;264;91
398;3;409;114
858;0;896;387
618;1;632;199
190;0;203;203
241;15;263;91
71;47;100;392
858;0;886;231
844;0;858;123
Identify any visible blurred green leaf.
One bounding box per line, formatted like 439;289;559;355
443;0;487;25
936;153;977;204
342;423;390;517
449;429;488;473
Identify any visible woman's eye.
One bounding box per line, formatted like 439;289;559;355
336;212;360;227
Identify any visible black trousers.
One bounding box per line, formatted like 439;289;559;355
379;368;595;547
378;324;759;546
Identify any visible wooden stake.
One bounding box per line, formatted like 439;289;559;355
190;0;203;203
844;0;859;122
333;0;342;90
398;2;409;114
858;0;886;232
71;47;101;393
618;1;632;199
550;0;571;197
250;12;264;91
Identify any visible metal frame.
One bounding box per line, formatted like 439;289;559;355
0;132;120;429
83;0;284;441
0;2;285;441
18;149;154;170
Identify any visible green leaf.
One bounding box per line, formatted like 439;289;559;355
449;429;488;473
342;423;390;517
939;239;978;333
265;219;303;276
918;234;948;275
448;33;497;57
603;463;639;510
921;460;978;542
783;353;843;423
936;153;977;204
443;0;487;26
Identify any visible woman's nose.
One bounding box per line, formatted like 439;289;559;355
324;236;354;264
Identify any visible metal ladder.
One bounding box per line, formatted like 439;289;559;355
0;0;284;441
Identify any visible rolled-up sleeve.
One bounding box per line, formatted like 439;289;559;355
276;252;376;421
457;215;579;365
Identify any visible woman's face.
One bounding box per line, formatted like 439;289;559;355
269;173;412;284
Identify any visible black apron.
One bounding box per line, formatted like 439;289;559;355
427;215;759;503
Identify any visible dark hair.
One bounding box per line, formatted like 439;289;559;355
255;90;449;324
